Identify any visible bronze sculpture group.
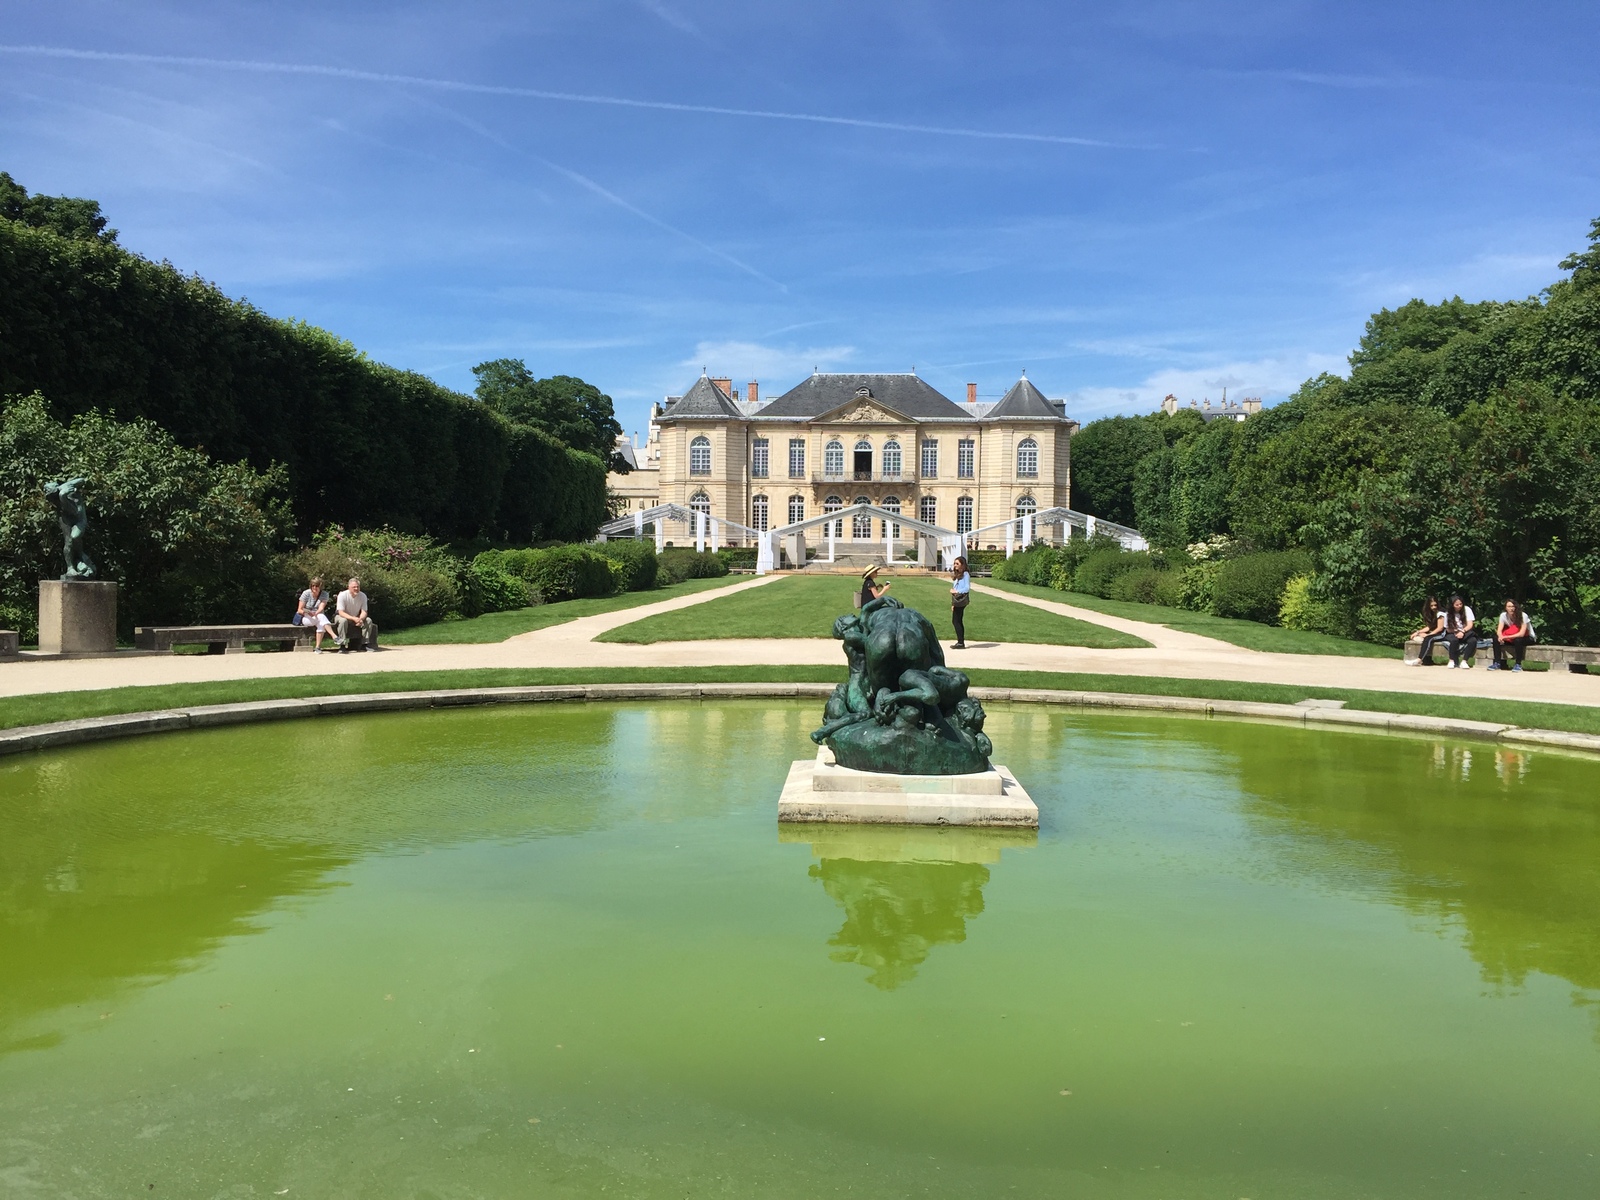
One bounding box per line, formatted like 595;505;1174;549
812;586;992;775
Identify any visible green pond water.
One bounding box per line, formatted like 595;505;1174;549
2;702;1599;1199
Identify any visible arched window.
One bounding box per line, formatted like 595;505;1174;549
787;494;805;525
919;495;937;525
956;496;974;534
824;440;844;477
1017;437;1039;478
823;495;843;537
689;435;712;476
882;495;901;539
882;439;902;479
1015;494;1036;541
690;491;711;516
852;496;873;539
751;494;769;531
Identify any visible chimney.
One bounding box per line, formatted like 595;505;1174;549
1161;394;1178;416
966;383;977;404
711;376;733;399
747;380;759;403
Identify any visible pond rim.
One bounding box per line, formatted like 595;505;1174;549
2;681;1598;760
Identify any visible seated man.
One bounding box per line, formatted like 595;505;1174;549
335;576;376;652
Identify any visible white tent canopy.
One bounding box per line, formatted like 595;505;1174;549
598;501;1145;574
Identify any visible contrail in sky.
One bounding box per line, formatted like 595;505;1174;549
420;100;786;289
0;43;1136;149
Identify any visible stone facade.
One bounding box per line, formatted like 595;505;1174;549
607;372;1077;547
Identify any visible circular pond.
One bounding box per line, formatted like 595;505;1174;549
3;701;1599;1198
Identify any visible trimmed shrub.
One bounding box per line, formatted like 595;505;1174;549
595;540;659;591
508;545;617;603
716;546;758;570
1107;567;1184;607
990;545;1062;588
469;560;534;612
1074;548;1156;598
657;548;729;584
1210;550;1313;624
1278;574;1352;636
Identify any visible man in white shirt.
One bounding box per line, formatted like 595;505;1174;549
335;577;376;652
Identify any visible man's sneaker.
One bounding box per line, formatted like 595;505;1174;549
361;645;372;652
1486;662;1499;670
313;647;322;655
1512;663;1524;672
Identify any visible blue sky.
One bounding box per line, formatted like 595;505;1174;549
3;2;1596;439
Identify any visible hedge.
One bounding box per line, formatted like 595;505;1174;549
0;219;607;543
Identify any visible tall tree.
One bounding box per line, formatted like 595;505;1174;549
472;358;626;470
0;171;117;244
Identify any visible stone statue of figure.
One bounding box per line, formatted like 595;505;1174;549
812;590;992;774
43;477;97;580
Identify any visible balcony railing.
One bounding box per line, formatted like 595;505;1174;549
810;471;918;485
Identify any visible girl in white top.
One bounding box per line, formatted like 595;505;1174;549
950;557;971;649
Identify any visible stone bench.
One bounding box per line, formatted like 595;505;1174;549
134;623;315;654
1405;636;1598;672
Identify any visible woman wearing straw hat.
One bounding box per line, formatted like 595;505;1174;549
859;565;891;607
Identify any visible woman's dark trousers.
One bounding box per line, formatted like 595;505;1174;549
1446;633;1475;665
1416;632;1447;664
1494;634;1532;666
951;604;966;645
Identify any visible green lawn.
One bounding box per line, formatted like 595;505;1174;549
595;573;1151;648
384;576;746;644
2;665;1599;736
982;578;1403;658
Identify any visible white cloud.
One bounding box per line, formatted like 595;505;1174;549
1061;352;1347;423
681;340;857;384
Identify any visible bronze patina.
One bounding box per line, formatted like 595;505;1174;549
812;591;992;775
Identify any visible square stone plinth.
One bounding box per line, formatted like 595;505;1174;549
779;748;1038;827
38;580;118;655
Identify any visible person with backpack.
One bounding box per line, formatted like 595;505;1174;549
1443;594;1477;669
1489;600;1536;672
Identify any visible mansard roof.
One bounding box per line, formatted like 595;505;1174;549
755;373;970;421
660;374;744;419
987;375;1062;420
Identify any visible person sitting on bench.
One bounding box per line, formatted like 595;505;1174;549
1489;600;1535;672
1408;597;1446;665
296;576;341;653
1443;594;1477;669
336;576;376;652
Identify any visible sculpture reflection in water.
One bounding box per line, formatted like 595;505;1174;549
782;825;1035;989
811;592;991;775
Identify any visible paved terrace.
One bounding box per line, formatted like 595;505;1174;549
3;575;1598;708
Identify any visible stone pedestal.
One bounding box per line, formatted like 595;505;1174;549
38;580;118;655
0;630;18;659
779;747;1038;827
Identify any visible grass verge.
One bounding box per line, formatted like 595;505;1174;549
384;576;746;644
3;666;1598;737
982;578;1403;658
596;573;1150;649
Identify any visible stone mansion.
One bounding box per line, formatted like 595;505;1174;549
607;371;1077;547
